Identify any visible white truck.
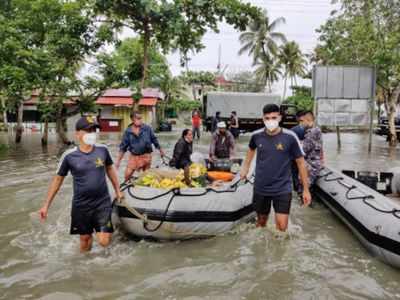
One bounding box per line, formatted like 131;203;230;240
203;91;297;132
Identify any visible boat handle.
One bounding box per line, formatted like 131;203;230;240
329;191;338;196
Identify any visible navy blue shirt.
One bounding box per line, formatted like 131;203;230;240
120;124;161;155
249;128;304;196
291;125;306;141
57;144;113;210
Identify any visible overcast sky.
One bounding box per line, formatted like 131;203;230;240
118;0;339;96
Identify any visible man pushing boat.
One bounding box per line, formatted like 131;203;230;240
39;116;123;252
240;104;311;231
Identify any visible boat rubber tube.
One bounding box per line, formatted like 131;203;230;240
314;166;400;269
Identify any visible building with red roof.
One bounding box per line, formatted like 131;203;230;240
96;88;163;132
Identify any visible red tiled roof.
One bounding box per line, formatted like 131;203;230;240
96;97;133;106
138;98;158;106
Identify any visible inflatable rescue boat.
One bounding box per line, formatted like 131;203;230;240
113;177;256;240
314;166;400;269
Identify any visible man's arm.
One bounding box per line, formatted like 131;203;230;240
209;134;217;160
115;151;125;169
39;175;65;221
295;157;312;206
106;165;123;200
229;133;235;159
240;148;256;180
116;130;129;169
149;127;165;156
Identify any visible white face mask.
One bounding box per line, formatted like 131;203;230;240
82;132;97;146
264;120;279;131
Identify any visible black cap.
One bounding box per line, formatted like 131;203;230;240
75;116;100;131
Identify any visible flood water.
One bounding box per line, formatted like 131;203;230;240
0;130;400;299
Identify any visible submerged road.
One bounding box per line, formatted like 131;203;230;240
0;131;399;299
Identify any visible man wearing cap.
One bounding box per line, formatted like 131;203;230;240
116;111;165;181
38;116;123;252
209;121;235;161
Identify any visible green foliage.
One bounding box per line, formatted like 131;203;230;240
238;10;286;65
225;71;265;92
0;143;8;153
96;0;262;85
180;71;216;87
314;0;400;144
103;38;169;88
279;41;307;97
284;86;313;111
167;99;201;113
254;54;282;93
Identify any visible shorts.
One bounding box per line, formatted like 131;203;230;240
128;153;152;171
70;205;113;235
252;192;292;215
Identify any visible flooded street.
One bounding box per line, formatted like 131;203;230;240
1;131;400;299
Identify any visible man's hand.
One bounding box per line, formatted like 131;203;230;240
159;149;165;157
302;189;312;207
115;190;124;203
115;161;121;170
39;206;48;222
240;167;249;181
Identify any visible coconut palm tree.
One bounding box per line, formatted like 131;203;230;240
255;54;282;93
279;41;307;100
238;10;286;65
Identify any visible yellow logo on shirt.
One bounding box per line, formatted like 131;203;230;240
276;143;284;151
95;157;104;167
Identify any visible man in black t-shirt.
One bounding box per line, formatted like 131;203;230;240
240;104;311;231
39;116;123;252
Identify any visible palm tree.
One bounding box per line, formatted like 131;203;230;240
279;41;307;99
255;54;282;93
238;10;286;65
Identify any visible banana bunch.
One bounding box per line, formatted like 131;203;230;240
135;164;207;190
189;163;207;179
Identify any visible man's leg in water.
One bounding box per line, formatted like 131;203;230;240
96;232;112;247
275;213;289;231
256;213;268;227
253;193;272;227
272;194;292;232
80;234;93;252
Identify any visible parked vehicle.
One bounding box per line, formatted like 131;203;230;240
203;91;298;132
375;116;400;141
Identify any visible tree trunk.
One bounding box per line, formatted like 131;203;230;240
1;96;7;130
141;22;150;89
56;110;70;145
282;71;288;100
388;86;400;146
41;120;48;146
15;102;24;143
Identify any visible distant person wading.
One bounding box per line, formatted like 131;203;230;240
192;109;202;140
115;112;165;181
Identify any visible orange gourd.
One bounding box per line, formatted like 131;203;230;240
207;171;234;182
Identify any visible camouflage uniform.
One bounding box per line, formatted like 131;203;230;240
302;126;323;188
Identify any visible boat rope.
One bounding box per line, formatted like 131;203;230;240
118;175;252;232
318;169;400;219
